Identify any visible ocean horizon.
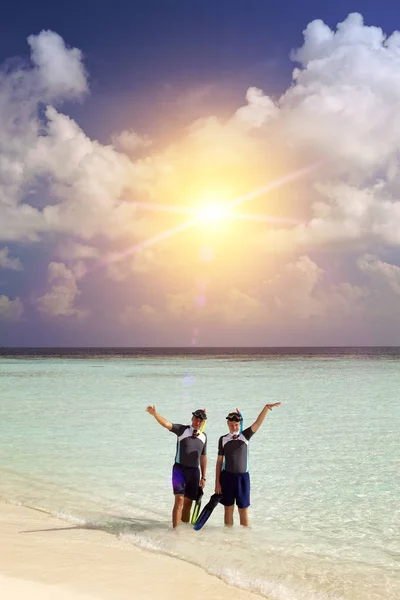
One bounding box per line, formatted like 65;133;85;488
3;345;400;354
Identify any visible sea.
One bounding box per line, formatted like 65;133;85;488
0;347;399;600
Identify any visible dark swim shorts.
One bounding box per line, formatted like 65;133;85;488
220;470;250;509
172;463;200;500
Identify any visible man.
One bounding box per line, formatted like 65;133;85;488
146;406;207;528
215;403;281;527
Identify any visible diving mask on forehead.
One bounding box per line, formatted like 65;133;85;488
226;413;243;422
192;409;207;437
192;409;207;421
227;409;244;434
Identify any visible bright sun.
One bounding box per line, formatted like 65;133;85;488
197;202;229;223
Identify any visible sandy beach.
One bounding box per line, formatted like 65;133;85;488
0;501;265;600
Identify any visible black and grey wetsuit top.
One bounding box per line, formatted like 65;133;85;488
218;427;255;473
170;424;207;468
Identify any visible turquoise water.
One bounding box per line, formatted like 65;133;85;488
0;349;399;599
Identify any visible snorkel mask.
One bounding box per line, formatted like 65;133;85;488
226;408;243;434
192;408;207;436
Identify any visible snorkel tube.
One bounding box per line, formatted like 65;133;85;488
192;408;207;435
199;408;207;434
236;407;243;434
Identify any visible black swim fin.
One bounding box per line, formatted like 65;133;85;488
190;486;204;524
193;493;222;531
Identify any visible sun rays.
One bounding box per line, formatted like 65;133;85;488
100;161;321;269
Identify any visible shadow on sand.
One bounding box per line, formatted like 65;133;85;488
19;514;169;535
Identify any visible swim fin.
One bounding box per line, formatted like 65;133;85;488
190;486;204;524
193;493;222;531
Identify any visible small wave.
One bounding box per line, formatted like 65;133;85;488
119;529;343;600
208;566;341;600
6;500;389;600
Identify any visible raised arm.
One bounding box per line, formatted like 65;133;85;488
146;405;173;430
250;402;281;433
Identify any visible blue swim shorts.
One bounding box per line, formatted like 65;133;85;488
220;470;250;509
172;463;200;500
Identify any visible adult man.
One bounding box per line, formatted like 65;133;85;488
146;406;207;528
215;403;281;526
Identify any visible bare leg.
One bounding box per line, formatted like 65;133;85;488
181;497;193;523
238;507;249;527
172;494;184;528
224;504;234;526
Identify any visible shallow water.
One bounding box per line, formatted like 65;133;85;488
0;348;399;599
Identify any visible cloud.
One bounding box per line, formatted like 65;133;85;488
355;255;400;318
358;256;400;294
27;30;88;101
0;248;23;270
262;256;325;319
4;15;400;342
211;288;261;324
105;247;157;281
108;249;400;342
4;14;400;253
232;87;278;129
119;303;163;326
0;295;24;321
0;31;147;247
118;287;262;328
29;107;142;240
280;13;400;170
218;13;400;251
112;129;152;154
36;261;88;318
0;30;90;243
55;242;100;261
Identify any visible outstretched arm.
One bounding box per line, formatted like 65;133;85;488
250;403;281;434
146;405;173;431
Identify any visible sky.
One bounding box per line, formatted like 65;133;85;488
2;1;400;347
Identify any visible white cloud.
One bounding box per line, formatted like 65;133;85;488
27;30;88;101
29;107;143;240
36;261;87;318
279;13;400;172
112;129;152;154
4;15;400;338
0;31;145;246
3;14;400;255
0;295;24;321
232;87;278;129
0;248;23;270
225;13;400;254
0;30;89;242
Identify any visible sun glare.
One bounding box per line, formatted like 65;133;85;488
200;204;227;221
197;202;230;223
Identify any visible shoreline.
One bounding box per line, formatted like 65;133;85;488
0;500;266;600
